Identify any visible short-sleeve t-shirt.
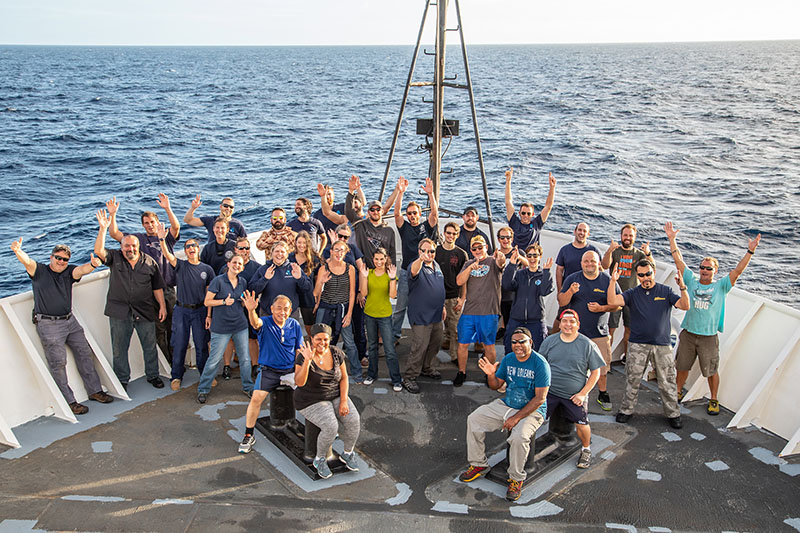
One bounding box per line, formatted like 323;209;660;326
622;283;680;346
293;346;346;411
174;259;215;306
455;227;494;259
256;316;304;370
313;202;346;234
200;239;237;275
364;269;393;318
539;333;605;399
398;220;437;270
408;262;446;325
134;232;177;287
287;217;326;252
207;274;248;334
200;215;247;243
681;269;733;336
460;257;503;315
435;245;468;299
609;247;648;291
30;263;77;316
561;271;619;338
509;213;545;250
556;243;600;281
495;351;551;413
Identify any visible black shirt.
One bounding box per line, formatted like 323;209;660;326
200;239;236;275
103;249;166;322
293;346;345;411
398;219;438;270
30;262;77;316
435;245;468;299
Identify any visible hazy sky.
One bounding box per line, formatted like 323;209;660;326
3;0;799;46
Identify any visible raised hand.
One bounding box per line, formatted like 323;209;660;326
641;241;651;256
387;263;397;279
317;267;332;285
509;247;519;265
348;174;359;193
290;262;302;279
298;340;313;365
357;262;369;279
90;253;102;268
105;197;119;216
422;177;434;195
10;237;22;253
396;176;408;192
664;221;679;240
191;194;202;210
156;222;168;240
478;357;500;377
96;209;111;230
548;172;557;189
505;167;513;183
156;193;171;211
611;265;621;282
569;281;580;294
608;239;620;252
264;265;276;280
543;257;554;269
327;228;338;246
317;183;328;202
748;234;762;253
241;290;260;312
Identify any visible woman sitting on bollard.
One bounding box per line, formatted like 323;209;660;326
295;323;361;479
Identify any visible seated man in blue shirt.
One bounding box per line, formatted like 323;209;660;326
238;292;304;454
459;327;551;502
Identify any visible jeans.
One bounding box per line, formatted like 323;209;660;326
199;328;253;394
364;314;401;385
391;268;408;339
110;313;160;384
36;315;102;404
171;305;209;380
351;300;367;358
155;286;176;362
316;302;361;382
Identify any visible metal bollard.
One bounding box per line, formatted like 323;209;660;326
269;385;295;430
549;403;579;447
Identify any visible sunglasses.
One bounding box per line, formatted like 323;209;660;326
520;211;533;216
471;245;484;251
337;234;350;240
272;216;285;221
368;206;381;212
185;243;199;249
498;235;512;240
526;253;540;258
236;246;250;251
510;339;529;345
699;265;715;271
221;203;234;209
53;255;70;262
637;271;654;278
419;248;435;253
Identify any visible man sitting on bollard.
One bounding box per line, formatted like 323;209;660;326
460;327;551;501
538;309;605;469
237;292;304;454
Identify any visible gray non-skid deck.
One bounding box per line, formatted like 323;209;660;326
2;338;799;532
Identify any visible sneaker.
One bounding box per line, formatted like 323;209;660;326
458;465;489;482
238;434;255;454
392;383;403;392
506;479;524;501
197;393;208;404
88;391;114;403
597;391;612;411
453;371;466;387
668;416;683;429
403;378;420;394
577;448;592;469
677;388;686;403
170;379;181;391
222;365;232;380
147;377;164;389
339;451;360;471
243;389;252;399
363;377;375;386
615;412;632;423
420;369;442;380
69;402;88;415
707;399;720;416
313;457;333;479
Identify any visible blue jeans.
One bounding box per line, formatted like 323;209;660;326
110;313;160;384
316;302;361;383
171;305;209;380
199;328;253;394
391;268;408;339
364;314;401;385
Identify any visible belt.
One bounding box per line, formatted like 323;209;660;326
33;312;72;323
177;302;204;309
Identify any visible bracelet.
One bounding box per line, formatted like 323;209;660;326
670;250;678;254
645;252;652;257
747;249;754;255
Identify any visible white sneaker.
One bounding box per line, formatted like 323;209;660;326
392;383;402;392
363;377;374;386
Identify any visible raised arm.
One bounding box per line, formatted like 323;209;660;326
294;340;314;388
106;197;124;242
10;238;37;276
504;167;515;221
601;239;620;270
94;209;111;262
350;174;366;206
156;222;177;267
394;176;408;228
381;182;400;216
316;183;348;225
664;221;687;275
72;253;102;280
456;260;479;286
558;277;579;307
157;193;180;239
539;172;556;223
607;266;625;308
423;177;439;227
729;234;761;286
183;194;204;227
674;273;690;311
242;290;264;330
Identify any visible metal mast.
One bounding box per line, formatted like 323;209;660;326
379;0;496;248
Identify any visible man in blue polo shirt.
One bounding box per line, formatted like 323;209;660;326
607;259;690;429
665;221;761;415
504;167;556;250
459;327;550;502
238;292;304;454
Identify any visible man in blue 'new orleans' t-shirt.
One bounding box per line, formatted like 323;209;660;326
607;258;689;429
459;327;550;502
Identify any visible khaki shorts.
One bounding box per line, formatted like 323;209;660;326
591;336;612;375
675;330;719;377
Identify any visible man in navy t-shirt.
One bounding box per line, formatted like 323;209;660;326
460;327;550;501
504;167;556;250
183;195;247;243
607;259;690;429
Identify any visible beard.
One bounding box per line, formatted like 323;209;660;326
295;207;305;217
272;221;285;230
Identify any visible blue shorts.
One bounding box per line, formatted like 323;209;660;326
255;366;293;392
457;314;499;345
546;393;589;425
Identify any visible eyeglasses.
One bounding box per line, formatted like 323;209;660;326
699;265;715;271
637;271;654;278
185;243;199;249
221;203;234;209
419;248;435;253
332;248;347;254
53;255;70;262
526;253;540;258
510;339;529;345
236;246;250;251
498;235;512;240
368;206;381;212
471;245;484;251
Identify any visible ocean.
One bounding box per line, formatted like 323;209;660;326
1;42;799;308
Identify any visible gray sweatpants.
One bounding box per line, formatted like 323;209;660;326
299;396;360;457
466;398;545;482
620;342;680;418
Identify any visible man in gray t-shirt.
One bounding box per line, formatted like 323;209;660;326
538;309;605;469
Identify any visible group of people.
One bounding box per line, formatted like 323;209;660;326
13;167;760;489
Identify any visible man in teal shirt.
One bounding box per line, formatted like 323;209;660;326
665;222;761;415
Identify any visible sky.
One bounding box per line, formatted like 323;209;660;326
2;0;799;46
